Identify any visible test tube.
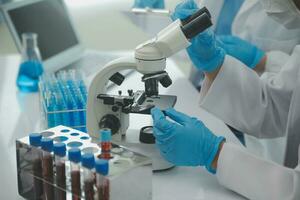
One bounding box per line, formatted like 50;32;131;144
41;138;54;200
95;159;110;200
81;153;95;200
100;129;112;159
29;133;43;199
53;143;67;200
68;148;82;200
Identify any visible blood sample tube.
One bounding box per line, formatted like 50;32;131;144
29;133;43;199
68;148;82;200
41;138;54;200
53;143;67;200
81;153;95;200
100;129;111;159
95;159;110;200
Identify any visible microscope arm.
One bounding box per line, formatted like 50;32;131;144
87;56;137;138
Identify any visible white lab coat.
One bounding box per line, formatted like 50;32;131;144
201;0;300;54
199;46;300;199
232;0;300;54
198;0;300;165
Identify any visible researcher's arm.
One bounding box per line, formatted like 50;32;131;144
217;35;267;74
151;108;300;200
199;46;300;138
213;142;300;200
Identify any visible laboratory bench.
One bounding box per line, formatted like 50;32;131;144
0;54;246;200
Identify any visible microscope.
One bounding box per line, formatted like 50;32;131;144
87;7;212;171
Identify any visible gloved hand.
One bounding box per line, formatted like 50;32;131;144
171;0;225;72
151;107;225;173
133;0;165;9
217;35;265;69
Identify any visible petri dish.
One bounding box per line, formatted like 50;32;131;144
122;151;134;158
111;147;124;154
113;159;131;168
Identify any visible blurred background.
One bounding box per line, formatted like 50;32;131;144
0;0;182;54
0;0;194;75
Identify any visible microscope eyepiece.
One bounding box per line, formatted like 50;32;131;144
181;7;211;26
181;13;212;40
179;6;213;40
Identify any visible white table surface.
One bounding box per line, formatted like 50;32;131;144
0;54;245;200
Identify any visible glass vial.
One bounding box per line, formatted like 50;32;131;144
53;143;67;200
95;159;110;200
29;133;43;199
17;32;43;92
41;138;54;200
81;153;95;200
68;148;82;200
100;129;112;159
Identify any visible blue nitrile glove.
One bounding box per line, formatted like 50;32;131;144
133;0;165;9
217;35;265;68
171;0;225;72
170;0;198;21
151;107;225;173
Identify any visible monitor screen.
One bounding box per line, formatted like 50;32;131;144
8;0;79;60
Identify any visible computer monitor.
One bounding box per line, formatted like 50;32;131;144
1;0;84;72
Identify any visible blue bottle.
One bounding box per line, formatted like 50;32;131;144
17;33;44;92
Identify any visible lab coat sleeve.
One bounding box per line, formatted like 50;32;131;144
217;143;300;200
199;46;300;138
264;51;290;74
260;51;290;80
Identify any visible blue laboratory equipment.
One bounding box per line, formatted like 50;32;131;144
40;70;87;131
17;33;44;92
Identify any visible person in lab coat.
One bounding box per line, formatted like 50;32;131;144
151;0;300;199
199;0;300;66
193;0;300;165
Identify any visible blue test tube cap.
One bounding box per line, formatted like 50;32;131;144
53;143;66;157
81;153;95;169
100;129;111;142
68;148;81;163
41;138;54;152
29;133;42;147
95;159;109;175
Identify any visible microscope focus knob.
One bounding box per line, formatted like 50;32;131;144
139;126;155;144
109;72;125;86
127;89;134;96
99;114;121;135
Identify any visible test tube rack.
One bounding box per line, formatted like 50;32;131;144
39;70;88;132
40;99;87;132
16;125;152;200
